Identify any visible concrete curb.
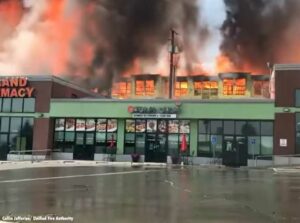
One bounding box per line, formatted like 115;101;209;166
273;167;300;173
0;160;171;171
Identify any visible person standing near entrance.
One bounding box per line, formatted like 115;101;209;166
180;134;187;164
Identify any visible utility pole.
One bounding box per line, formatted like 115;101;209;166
169;29;178;99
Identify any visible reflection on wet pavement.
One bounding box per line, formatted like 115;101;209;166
0;166;299;222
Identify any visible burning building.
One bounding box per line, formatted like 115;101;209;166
110;72;270;100
1;1;300;167
2;63;300;167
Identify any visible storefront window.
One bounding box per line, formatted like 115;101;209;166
158;120;167;133
76;133;84;145
235;121;247;135
76;119;85;131
12;98;23;113
10;117;22;133
247;121;260;136
224;121;234;135
54;118;118;154
179;120;190;133
147;120;157;133
296;114;300;153
23;98;35;112
124;133;135;154
86;119;95;131
248;136;261;158
198;134;210;156
261;136;273;155
65;119;75;131
95;132;106;153
211;121;222;134
54;132;65;152
1;117;9;132
0;117;33;153
136;133;146;154
125;119;190;155
211;135;223;156
168;134;179;156
136;120;146;133
64;132;75;152
168;120;179;133
198;120;273;158
261;122;273;136
2;98;11;112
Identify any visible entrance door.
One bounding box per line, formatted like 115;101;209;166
145;133;167;163
0;134;8;160
73;132;95;160
222;136;247;167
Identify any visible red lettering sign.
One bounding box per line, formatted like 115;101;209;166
0;77;34;98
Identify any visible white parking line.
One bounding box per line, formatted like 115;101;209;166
0;170;159;184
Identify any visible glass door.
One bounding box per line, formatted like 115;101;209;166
222;135;237;166
73;132;95;160
0;134;8;160
236;136;247;166
145;133;156;162
157;134;167;163
222;136;247;167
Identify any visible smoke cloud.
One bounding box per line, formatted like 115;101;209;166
2;0;300;91
220;0;300;73
0;0;209;90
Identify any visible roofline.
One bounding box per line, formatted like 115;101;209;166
51;98;274;104
274;64;300;71
0;75;102;98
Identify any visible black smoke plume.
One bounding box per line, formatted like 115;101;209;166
221;0;300;73
73;0;202;90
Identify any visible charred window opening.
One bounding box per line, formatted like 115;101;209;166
135;80;155;96
175;81;188;97
223;78;246;96
112;82;131;98
194;81;218;98
253;81;269;97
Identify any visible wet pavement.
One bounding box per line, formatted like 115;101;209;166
0;166;299;223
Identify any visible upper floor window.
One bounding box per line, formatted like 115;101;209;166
223;78;246;96
112;81;131;98
175;81;188;97
194;81;218;97
135;80;155;96
253;80;269;97
0;98;35;113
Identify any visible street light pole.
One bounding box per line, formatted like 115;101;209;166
169;29;177;99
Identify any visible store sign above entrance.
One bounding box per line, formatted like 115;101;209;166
0;77;34;97
128;105;179;119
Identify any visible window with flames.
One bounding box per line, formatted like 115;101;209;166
135;80;155;96
175;81;188;97
223;78;246;96
194;81;218;97
111;82;131;98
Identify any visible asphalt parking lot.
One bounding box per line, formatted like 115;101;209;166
0;165;299;223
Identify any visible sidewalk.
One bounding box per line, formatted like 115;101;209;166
273;167;300;173
0;160;167;171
